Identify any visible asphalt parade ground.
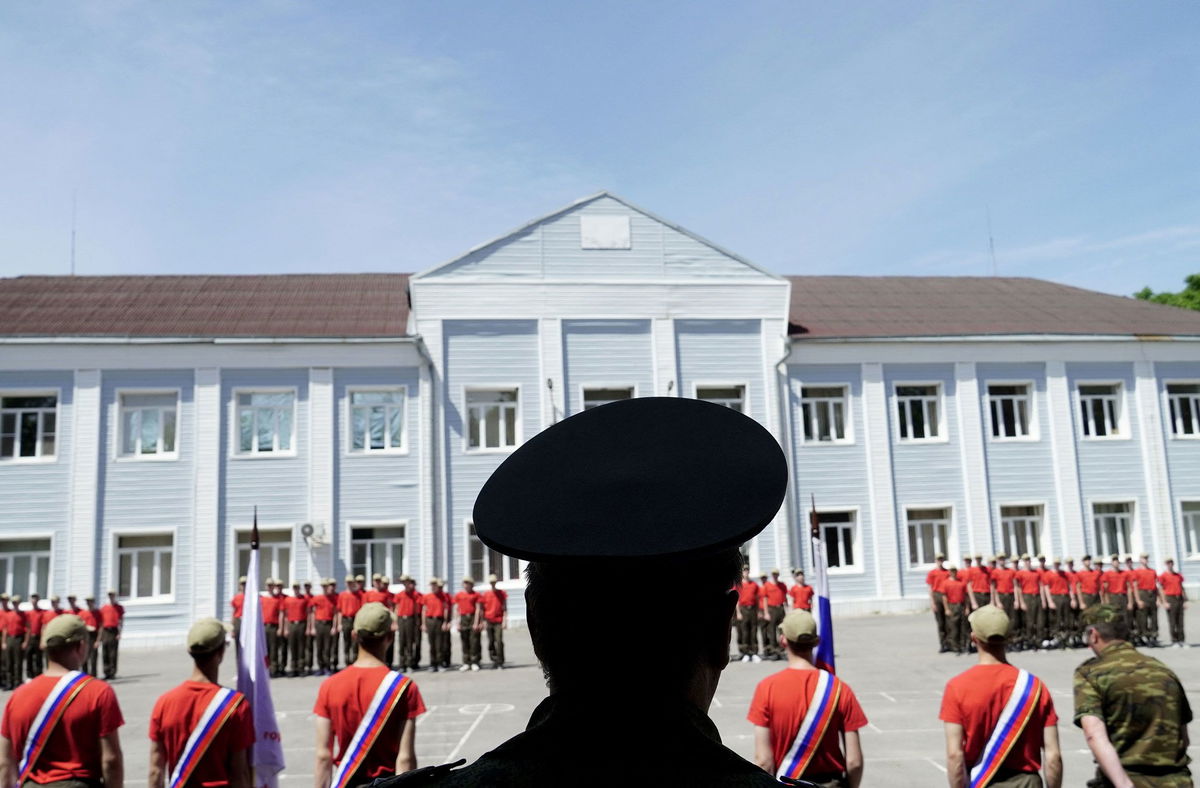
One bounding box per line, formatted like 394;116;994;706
26;606;1200;787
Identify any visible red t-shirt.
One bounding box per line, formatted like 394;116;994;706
392;590;418;617
747;669;868;776
42;608;60;627
1075;569;1102;595
313;666;427;781
763;580;788;607
99;603;124;628
1134;567;1157;591
25;608;43;635
1015;570;1040;596
942;578;967;605
283;596;309;623
940;664;1057;774
230;593;245;620
1045;571;1070;596
260;594;283;624
311;593;337;622
337;589;364;618
77;609;98;630
422;592;447;618
1;674;124;782
4;608;26;637
991;568;1015;594
737;581;760;608
481;589;507;623
363;589;392;608
149;682;254;788
454;591;481;617
926;568;949;593
1160;572;1185;596
790;585;814;611
1102;570;1130;596
969;566;991;594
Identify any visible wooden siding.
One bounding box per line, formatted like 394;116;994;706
1154;362;1200;567
562;320;653;416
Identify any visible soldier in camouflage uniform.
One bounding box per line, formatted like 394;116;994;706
1073;604;1193;788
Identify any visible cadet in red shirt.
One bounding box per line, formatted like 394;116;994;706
363;576;393;607
736;567;763;662
78;595;101;676
1013;556;1042;651
789;569;815;612
480;574;508;669
760;569;788;660
941;567;969;654
314;603;426;788
338;575;365;668
0;614;125;787
991;555;1016;620
1159;557;1188;647
1042;559;1073;649
24;594;44;678
229;576;247;643
392;576;422;672
940;605;1061;788
99;589;125;680
1100;557;1134;631
259;580;286;677
2;595;27;690
1074;555;1103;608
148;618;253;788
1132;553;1161;645
926;554;951;654
967;555;993;610
749;610;867;786
453;578;483;671
284;582;311;677
311;579;339;676
421;579;451;672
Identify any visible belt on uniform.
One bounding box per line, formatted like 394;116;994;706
993;767;1039;779
1123;764;1191;777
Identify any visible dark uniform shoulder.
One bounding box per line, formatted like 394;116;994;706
369;760;465;787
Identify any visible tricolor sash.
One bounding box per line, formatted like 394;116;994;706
330;671;412;788
776;669;842;782
968;669;1043;788
168;687;245;788
16;670;93;784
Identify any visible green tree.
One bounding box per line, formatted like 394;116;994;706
1135;274;1200;311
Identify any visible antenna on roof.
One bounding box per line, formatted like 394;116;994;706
986;204;997;277
70;189;77;276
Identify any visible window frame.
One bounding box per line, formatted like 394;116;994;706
0;388;61;464
111;528;176;605
1087;498;1138;558
348;520;408;581
893;381;947;444
345;385;410;456
114;388;181;462
904;504;955;569
233;526;294;589
462;385;522;454
996;501;1047;558
1075;380;1129;442
465;519;524;588
579;383;638;413
797;383;854;445
984;380;1039;442
230;387;299;459
694;382;749;414
815;507;863;575
0;532;55;599
1163;380;1200;440
1178;499;1200;559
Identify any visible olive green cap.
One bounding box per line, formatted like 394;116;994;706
1082;604;1125;626
1035;554;1046;560
780;610;819;645
1020;553;1031;560
961;555;972;562
487;574;499;583
84;594;95;601
353;602;393;637
238;576;248;583
322;577;335;586
187;618;230;654
947;564;958;572
994;553;1007;560
354;574;365;582
1140;552;1149;559
10;595;21;603
42;614;87;648
372;573;382;581
1064;557;1074;563
1165;556;1176;563
935;552;946;560
462;576;474;584
399;574;413;583
0;593;8;601
49;595;60;603
344;574;355;583
969;604;1011;642
973;554;983;560
771;568;781;574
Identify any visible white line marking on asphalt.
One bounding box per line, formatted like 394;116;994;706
867;722;882;733
879;691;897;703
447;703;504;761
925;758;947;773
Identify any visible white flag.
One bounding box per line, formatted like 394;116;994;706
237;518;286;788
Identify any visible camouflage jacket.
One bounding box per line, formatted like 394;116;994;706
1073;641;1193;769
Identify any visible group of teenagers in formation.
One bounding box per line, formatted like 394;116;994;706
0;396;1193;788
0;590;126;690
926;552;1190;655
230;573;510;678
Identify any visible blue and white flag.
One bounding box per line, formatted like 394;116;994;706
809;501;836;673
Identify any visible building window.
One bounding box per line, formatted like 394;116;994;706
1182;502;1200;557
119;392;177;457
236;530;291;588
0;394;57;460
236;392;294;454
116;533;173;599
1078;384;1122;438
896;385;941;441
350;526;405;580
1092;502;1133;557
1166;384;1200;437
349;389;406;453
801;386;849;443
907;508;950;566
999;505;1043;557
819;511;857;569
988;384;1032;439
0;539;51;599
466;389;518;450
582;387;633;410
467;522;520;582
697;385;745;413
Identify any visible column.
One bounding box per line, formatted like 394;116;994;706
1134;361;1175;562
417;355;436;583
954;363;992;557
652;317;678;397
67;369;101;594
1044;362;1087;557
540;318;564;425
861;363;902;599
192;368;221;618
307;367;335;581
760;319;792;572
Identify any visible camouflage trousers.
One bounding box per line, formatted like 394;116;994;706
763;605;785;656
1136;589;1160;641
736;606;760;656
1166;596;1186;643
1087;767;1193;787
945;603;967;652
932;592;947;650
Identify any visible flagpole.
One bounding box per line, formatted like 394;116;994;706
238;507;285;788
808;495;836;673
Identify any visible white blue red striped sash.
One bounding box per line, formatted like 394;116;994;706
168;687;244;788
15;670;93;784
776;669;842;782
331;671;412;788
968;669;1043;788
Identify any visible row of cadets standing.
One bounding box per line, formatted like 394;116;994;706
0;590;124;689
734;567;815;662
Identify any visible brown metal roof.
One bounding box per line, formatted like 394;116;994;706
787;276;1200;339
0;274;411;338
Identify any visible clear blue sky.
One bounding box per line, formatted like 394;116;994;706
2;2;1197;296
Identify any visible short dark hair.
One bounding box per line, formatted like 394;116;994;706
526;548;741;695
1087;618;1130;642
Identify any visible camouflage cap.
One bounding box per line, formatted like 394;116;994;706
1081;603;1126;626
780;610;819;645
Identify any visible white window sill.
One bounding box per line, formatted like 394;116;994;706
800;440;857;448
827;566;865;576
896;437;950;445
1079;435;1132;442
464;447;517;455
114;454;180;463
1168;434;1200;441
987;436;1041;444
0;456;59;465
345;448;411;458
119;595;176;607
231;451;299;460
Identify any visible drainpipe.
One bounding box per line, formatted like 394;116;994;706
773;335;802;570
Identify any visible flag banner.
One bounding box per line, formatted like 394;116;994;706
238;513;286;788
809;502;836;674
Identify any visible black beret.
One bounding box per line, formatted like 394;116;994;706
473;397;788;561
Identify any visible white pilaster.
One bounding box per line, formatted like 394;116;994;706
1044;362;1087;556
652;317;678;397
67;369;101;594
761;319;791;572
307;367;334;582
1134;362;1175;562
192;367;221;618
954;363;992;557
861;363;902;598
417;355;435;582
540;318;564;426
